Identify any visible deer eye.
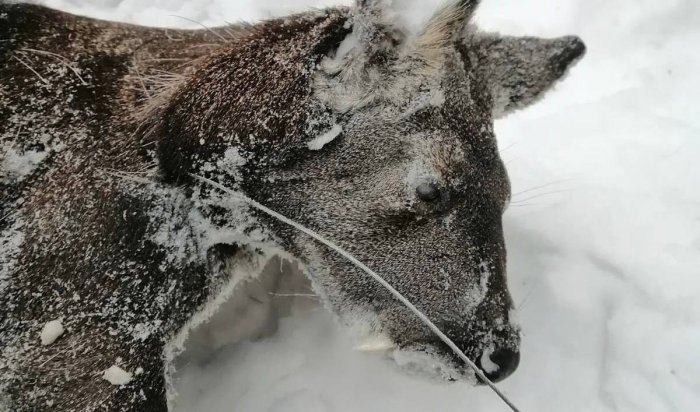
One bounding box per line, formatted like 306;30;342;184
416;182;440;202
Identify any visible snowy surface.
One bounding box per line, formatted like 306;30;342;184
36;0;700;411
39;319;64;346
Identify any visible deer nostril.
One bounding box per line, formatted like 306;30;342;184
551;36;586;73
478;348;520;383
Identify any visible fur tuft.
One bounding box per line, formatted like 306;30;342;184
416;0;479;62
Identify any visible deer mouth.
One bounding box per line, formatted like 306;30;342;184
352;336;480;383
388;344;520;384
352;328;520;384
177;250;521;388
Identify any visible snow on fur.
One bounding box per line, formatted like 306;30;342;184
102;365;132;386
40;319;65;346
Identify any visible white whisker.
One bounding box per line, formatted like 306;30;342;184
512;179;573;197
509;202;553;209
168;15;228;43
498;142;517;154
510;189;566;204
268;292;319;300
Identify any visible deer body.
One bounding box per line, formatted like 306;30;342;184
0;2;584;410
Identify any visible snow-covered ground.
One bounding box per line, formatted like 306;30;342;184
37;0;700;411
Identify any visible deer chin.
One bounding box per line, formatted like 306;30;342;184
349;328;477;384
350;332;466;382
353;335;397;352
389;345;473;383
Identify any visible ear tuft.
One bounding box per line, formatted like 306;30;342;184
417;0;480;53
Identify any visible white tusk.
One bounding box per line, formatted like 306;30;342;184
353;336;396;352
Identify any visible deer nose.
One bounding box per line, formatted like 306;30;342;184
477;348;520;383
551;36;586;73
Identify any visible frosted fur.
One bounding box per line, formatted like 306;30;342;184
466;31;586;118
0;1;584;411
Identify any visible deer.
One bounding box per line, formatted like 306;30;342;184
0;0;585;410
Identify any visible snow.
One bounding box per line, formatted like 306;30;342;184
307;125;343;150
102;365;133;386
0;147;48;183
39;319;64;346
35;0;700;411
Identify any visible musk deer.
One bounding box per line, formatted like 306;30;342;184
0;0;584;410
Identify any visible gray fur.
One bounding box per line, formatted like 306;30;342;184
0;1;585;410
467;32;586;117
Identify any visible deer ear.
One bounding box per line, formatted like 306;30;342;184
470;34;586;118
351;0;406;56
417;0;480;51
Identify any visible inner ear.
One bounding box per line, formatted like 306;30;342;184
469;33;586;117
